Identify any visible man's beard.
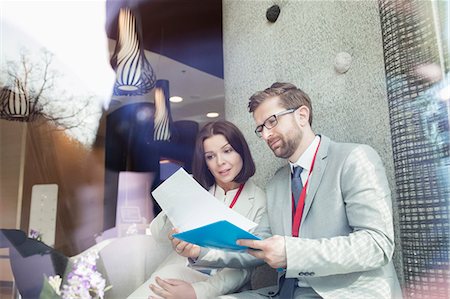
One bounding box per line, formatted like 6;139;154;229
270;129;302;159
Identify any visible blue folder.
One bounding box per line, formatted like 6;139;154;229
172;220;261;251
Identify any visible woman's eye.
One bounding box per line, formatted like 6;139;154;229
224;148;233;153
205;155;214;160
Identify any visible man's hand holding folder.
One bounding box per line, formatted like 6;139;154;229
237;235;287;269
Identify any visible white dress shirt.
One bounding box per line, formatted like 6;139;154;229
289;135;321;188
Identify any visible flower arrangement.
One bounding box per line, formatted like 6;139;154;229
40;250;111;299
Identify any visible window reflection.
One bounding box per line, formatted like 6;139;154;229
0;0;448;298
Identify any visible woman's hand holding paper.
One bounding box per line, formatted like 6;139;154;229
168;228;201;259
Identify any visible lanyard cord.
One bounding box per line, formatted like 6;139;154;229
229;184;245;209
214;183;245;209
291;141;321;237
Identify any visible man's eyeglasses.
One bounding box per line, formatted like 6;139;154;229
254;108;297;138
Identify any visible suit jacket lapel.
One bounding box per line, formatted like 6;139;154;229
301;135;329;224
232;180;254;218
280;166;293;235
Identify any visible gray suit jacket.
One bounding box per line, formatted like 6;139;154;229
194;136;401;299
263;135;401;298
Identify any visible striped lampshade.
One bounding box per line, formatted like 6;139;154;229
111;7;157;96
0;79;41;122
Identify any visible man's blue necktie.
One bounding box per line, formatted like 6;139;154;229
278;166;304;298
291;166;303;208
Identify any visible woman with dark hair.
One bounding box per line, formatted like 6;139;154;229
192;120;256;190
128;121;268;299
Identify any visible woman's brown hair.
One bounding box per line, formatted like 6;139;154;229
192;121;256;189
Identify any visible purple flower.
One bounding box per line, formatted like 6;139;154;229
60;250;109;299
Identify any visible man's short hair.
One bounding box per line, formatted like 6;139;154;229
248;82;313;125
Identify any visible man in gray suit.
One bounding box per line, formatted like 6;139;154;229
173;82;401;298
235;82;402;298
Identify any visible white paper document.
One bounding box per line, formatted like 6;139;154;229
151;168;257;232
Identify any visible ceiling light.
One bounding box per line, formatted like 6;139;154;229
206;112;219;118
169;96;183;103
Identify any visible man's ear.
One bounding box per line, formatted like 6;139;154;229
297;106;310;125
